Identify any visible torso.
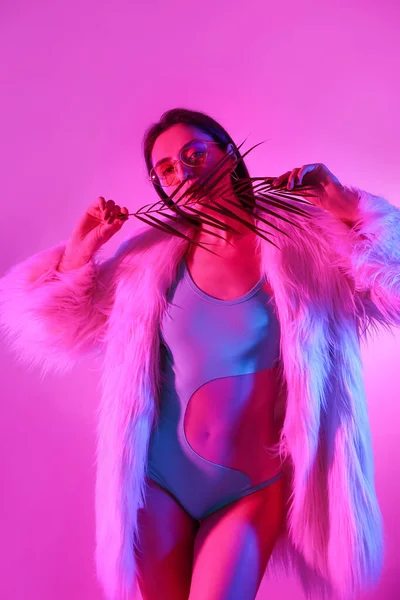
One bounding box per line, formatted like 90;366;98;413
184;233;284;484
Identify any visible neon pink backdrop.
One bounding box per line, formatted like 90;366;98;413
0;1;399;598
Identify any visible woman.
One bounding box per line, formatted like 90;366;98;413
0;108;399;600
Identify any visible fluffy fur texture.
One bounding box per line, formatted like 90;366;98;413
0;185;399;600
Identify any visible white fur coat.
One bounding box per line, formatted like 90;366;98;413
1;185;399;600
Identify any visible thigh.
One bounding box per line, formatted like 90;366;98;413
135;477;199;600
189;476;285;600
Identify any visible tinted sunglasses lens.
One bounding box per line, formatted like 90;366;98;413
150;141;209;187
182;141;208;167
151;165;177;187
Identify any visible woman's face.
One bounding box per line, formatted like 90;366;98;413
150;123;236;205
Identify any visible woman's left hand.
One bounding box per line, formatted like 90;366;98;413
271;163;360;223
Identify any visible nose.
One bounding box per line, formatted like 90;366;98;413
175;160;193;182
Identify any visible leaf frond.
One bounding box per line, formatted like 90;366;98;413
122;139;317;248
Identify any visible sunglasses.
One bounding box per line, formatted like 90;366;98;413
149;139;227;187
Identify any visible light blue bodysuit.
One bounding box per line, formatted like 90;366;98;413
146;256;283;520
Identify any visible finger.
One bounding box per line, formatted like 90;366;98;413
287;168;301;190
109;211;128;229
109;205;130;225
107;204;122;225
297;164;316;186
117;207;129;222
104;199;116;219
98;196;107;211
272;171;291;187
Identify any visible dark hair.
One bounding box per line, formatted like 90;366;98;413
142;107;256;214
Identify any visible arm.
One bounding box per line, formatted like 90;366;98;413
0;240;130;377
272;165;400;332
334;185;400;335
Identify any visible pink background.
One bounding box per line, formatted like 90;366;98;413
1;1;399;598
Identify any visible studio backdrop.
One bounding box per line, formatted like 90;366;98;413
0;1;399;599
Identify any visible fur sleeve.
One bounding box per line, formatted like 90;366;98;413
0;241;126;377
330;185;400;337
316;186;400;335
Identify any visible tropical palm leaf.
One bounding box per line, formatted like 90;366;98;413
119;140;319;255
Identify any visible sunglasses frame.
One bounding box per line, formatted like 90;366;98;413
149;139;229;187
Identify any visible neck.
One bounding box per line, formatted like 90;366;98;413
193;193;257;249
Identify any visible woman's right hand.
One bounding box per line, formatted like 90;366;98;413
58;197;129;271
